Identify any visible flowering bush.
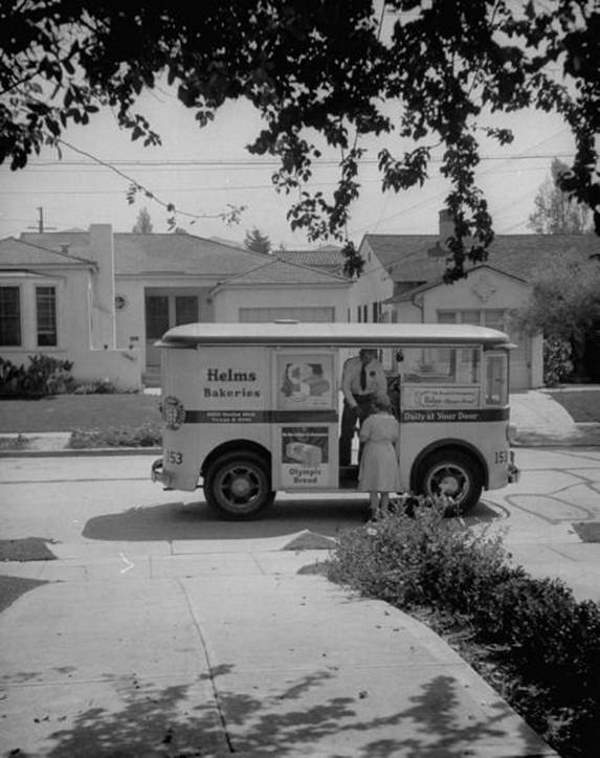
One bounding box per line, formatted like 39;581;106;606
0;355;75;397
543;337;573;386
68;422;162;448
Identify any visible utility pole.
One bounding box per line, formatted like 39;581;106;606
27;207;56;233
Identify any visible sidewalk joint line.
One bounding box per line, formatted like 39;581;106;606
175;577;236;754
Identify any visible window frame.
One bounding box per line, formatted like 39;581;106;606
36;285;58;347
0;284;22;347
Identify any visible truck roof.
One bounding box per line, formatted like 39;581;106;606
157;322;513;348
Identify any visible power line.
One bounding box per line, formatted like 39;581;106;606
19;151;575;169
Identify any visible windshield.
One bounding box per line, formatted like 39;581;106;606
398;346;481;385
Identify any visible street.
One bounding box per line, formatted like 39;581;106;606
1;447;599;600
1;447;597;757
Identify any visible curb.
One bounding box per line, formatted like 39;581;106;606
512;440;600;448
0;446;162;458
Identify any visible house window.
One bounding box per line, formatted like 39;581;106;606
362;304;368;323
238;306;335;322
0;286;21;346
36;286;57;346
438;309;507;330
372;301;379;323
174;295;198;326
146;295;170;340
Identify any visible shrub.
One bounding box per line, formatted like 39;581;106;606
68;422;162;448
0;434;30;451
327;507;600;758
543;337;573;386
0;355;74;397
72;378;118;394
328;504;516;615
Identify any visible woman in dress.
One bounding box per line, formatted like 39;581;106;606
358;396;401;518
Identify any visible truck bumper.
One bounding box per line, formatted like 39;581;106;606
507;450;520;483
151;458;173;489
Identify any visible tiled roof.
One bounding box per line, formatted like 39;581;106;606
113;233;271;276
0;236;94;267
13;231;348;286
364;233;600;283
215;257;349;287
19;231;273;277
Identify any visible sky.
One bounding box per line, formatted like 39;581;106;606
0;81;577;249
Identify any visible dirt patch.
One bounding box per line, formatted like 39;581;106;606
0;575;48;613
572;522;600;543
0;537;58;562
282;531;338;550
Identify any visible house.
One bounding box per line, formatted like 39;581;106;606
275;244;394;324
359;211;600;390
0;225;378;389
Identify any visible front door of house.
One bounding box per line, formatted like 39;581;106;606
145;290;210;374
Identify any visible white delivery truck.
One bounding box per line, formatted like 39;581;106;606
151;322;519;518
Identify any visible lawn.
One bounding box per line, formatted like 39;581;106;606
0;393;161;433
548;389;600;423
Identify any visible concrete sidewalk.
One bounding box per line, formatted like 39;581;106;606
0;543;556;757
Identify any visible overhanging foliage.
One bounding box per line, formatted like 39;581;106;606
1;1;599;278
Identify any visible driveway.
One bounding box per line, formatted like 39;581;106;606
471;446;600;602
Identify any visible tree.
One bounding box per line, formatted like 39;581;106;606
528;158;591;234
513;249;600;378
244;228;272;254
2;1;600;279
132;206;153;234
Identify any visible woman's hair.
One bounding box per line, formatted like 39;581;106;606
371;396;392;414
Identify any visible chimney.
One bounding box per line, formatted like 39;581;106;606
438;209;454;247
427;209;454;259
87;224;116;349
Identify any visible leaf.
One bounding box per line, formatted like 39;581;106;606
45;118;60;136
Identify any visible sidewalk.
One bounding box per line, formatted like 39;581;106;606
0;539;557;757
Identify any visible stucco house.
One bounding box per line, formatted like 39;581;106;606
0;225;371;389
359;211;600;390
276;244;394;323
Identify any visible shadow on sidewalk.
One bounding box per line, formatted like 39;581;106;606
36;666;545;757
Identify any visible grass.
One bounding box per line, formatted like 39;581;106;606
548;389;600;423
0;576;49;614
0;393;161;433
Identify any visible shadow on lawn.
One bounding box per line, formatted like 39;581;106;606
38;665;544;757
82;499;500;543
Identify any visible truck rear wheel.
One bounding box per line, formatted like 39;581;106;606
416;449;483;515
204;451;275;520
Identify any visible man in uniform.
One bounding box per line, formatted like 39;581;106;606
339;348;388;466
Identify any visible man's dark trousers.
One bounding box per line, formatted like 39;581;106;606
339;394;372;466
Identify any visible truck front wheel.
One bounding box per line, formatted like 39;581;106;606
204;451;275;519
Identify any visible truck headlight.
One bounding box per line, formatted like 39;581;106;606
161;395;185;430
